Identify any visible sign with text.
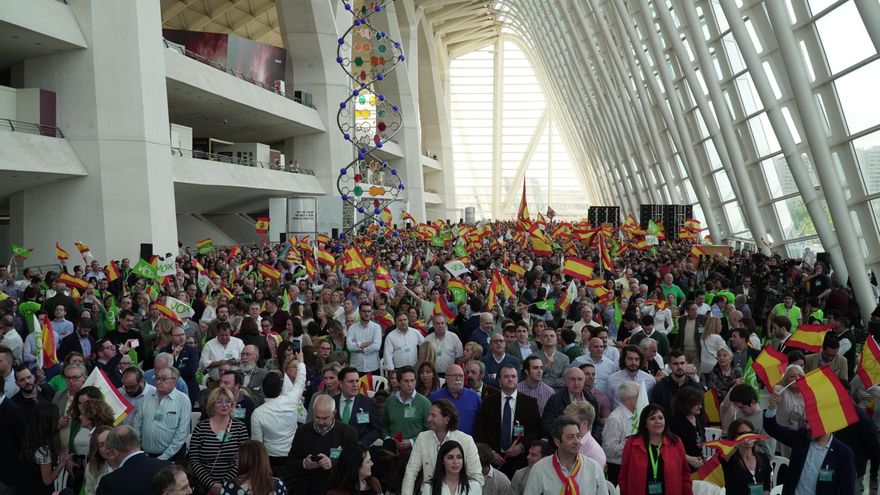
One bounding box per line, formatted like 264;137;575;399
288;197;317;234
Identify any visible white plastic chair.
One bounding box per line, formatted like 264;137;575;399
439;377;446;387
770;454;789;488
703;427;723;458
605;480;619;495
692;480;724;495
770;485;784;495
372;375;388;392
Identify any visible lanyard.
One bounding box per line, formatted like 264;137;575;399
648;443;661;481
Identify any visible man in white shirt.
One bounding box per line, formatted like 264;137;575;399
425;314;463;374
199;325;244;382
572;337;617;394
346;303;382;373
252;356;306;481
524;416;608;495
571;305;601;340
605;344;654;409
383;314;424;371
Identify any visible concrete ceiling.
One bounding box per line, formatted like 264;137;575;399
166;78;323;142
0;170;82;213
0;21;83;68
174;182;319;214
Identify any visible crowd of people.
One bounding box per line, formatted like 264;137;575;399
0;216;875;495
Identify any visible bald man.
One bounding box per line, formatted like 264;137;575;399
541;368;596;438
240;344;268;406
468;312;495;357
428;364;483;435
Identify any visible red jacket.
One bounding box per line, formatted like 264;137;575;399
619;434;693;495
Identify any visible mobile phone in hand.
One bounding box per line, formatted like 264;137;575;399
292;340;301;353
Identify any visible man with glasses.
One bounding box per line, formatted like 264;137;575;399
151;465;192;495
345;303;382;374
53;363;86;449
117;367;153;427
134;365;190;462
159;326;199;405
429;364;482;435
94;338;132;388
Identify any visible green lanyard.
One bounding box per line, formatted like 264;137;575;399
648;443;661;481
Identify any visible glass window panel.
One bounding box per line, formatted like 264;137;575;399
799;40;816;82
774;195;817;239
763;62;783;100
735;73;761;115
781;106;801;144
714;170;735;201
785;239;824;258
725;203;746;232
705;139;723;170
744;19;763;54
761;156;787;199
814;1;875;75
835;60;880;136
853;130;880;195
723;34;745;73
747;112;781;157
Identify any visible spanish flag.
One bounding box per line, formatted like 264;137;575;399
343;246;367;275
316;246;336;266
508;263;526;277
258;263;281;280
55;243;70;262
858;335;880;388
598;236;614;273
593;286;613;304
255;217;270;234
562;257;595;282
690;245;706;259
226;245;241;261
33;315;58;369
105;261;121;282
59;272;89;290
493;271;515;297
692;453;725;487
530;232;552;257
752;345;788;390
699;437;736;457
433;298;456;323
195;238;214;254
798;366;859;436
358;372;374;395
402;210;416;224
155;302;182;324
704;389;721;424
374;311;394;329
74;241;93;262
380;207;393;226
684;218;702;232
632;239;651;251
517;177;530;227
220;286;233;299
585;278;605;288
375;265;393;293
786;324;832;353
315;234;331;245
558;280;577;312
304;256;316;278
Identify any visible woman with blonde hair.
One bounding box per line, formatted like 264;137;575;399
188;387;250;494
83;425;115;495
458;342;484;369
698;316;726;374
418;340;437;366
221;440;287;495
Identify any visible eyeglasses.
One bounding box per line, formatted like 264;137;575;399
65;375;84;381
156;376;176;382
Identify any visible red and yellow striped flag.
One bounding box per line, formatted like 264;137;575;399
343;246;367;275
562;257;595;282
787;324;832;353
433;299;456;323
226;245;241;261
858;336;880;388
358;372;374;395
752;345;788;390
594;286;613;304
402;210;416;224
508;263;526;277
698;438;736;457
530;233;552;257
798;366;859;437
59;272;89;290
380;207;393;225
585;278;605;289
315;234;330;245
598;236;613;272
692;453;725;486
493;271;515;298
690;245;706;259
258;263;280;280
304;256;316;278
255;217;270;234
316;246;336;266
55;243;70;262
704;389;721;424
105;261;121;282
375;265;393;293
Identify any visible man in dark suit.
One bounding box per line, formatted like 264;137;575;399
0;385;26;493
96;425;170;495
288;394;358;494
541;367;593;439
474;364;540;478
44;281;78;322
334;367;380;446
58;319;96;362
764;394;855;495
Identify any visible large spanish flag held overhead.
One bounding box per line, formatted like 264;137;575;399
798;366;859;437
858;335;880;388
562;257;595;282
752;345;788;390
786;324;832;353
517;177;530;228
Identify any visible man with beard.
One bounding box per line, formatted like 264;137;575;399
287;394;357;495
11;365;55;417
239;345;267;406
159;326;199;405
117;367;154;427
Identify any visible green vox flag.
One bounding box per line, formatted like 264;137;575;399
453;241;467;258
10;244;31;259
535;299;556;312
449;286;467;305
742;356;759;393
431;236;444;247
131;258;158;279
104;297;119;330
648;219;661;236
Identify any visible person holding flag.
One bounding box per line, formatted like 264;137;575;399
719;419;773;494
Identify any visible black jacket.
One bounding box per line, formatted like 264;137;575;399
763;412;855;495
0;397;26;486
58;332;96;362
334;394;380;446
834;405;880;477
97;452;170;495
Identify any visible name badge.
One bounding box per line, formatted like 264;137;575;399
153;412;165;422
356;412;370;424
225;352;234;359
402;346;411;353
748;484;763;495
513;424;524;436
234;407;246;419
404;407;416;418
330;447;342;459
648;481;663;494
818;469;834;482
216;432;228;442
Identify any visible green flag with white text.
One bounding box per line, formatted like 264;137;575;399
131;258;158;279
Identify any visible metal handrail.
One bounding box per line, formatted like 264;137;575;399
162;39;317;109
0;118;64;138
170;147;316;175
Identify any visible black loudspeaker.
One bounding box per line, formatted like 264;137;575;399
140;243;153;260
816;252;831;266
587;206;621;227
332;228;339;239
279;233;287;243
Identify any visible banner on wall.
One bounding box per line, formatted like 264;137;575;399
288;198;318;235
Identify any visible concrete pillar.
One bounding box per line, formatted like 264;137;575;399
11;0;178;265
268;198;287;244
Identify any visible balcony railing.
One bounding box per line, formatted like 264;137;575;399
170;147;315;175
0;119;64;138
162;39;316;109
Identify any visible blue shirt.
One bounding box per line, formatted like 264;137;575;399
429;387;482;435
52;319;74;339
795;435;833;495
78;336;92;357
481;353;522;387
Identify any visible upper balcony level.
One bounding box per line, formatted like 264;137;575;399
163;42;326;143
0;0;86;68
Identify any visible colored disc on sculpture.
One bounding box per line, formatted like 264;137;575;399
358;95;366;104
371;56;379;66
377;110;385;118
354;57;363;67
354;174;362;182
369;186;385;196
378;44;387;54
354;185;363;196
373;135;381;144
377;121;386;131
360;71;367;80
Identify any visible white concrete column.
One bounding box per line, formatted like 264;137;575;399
11;0;178;265
268;198;287;243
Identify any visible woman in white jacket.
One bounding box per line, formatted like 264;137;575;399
401;399;483;495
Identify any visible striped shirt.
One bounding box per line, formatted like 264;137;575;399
517;379;555;414
134;388;191;459
187;419;249;489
